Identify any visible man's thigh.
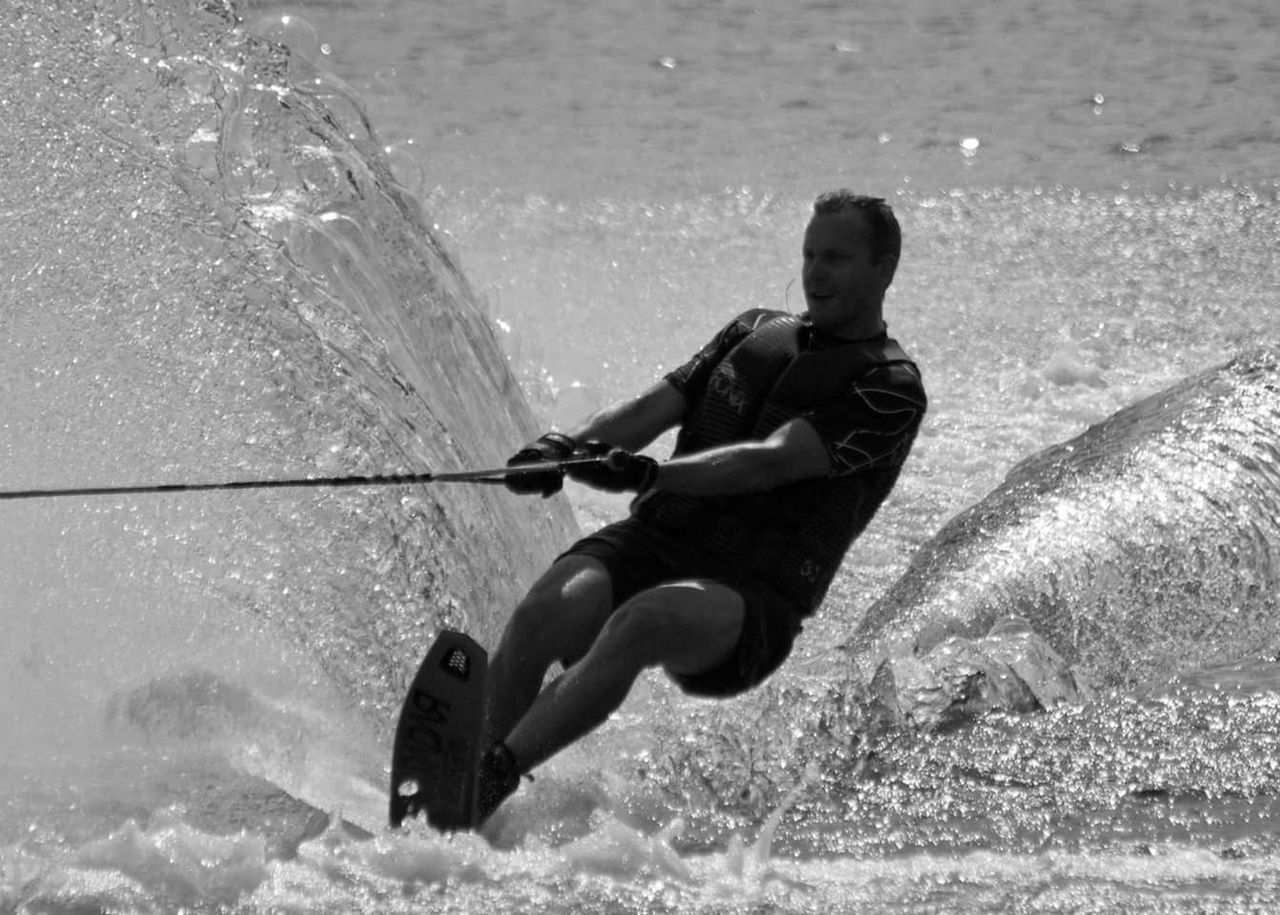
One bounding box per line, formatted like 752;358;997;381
611;578;746;678
503;553;615;666
525;552;613;611
662;576;803;699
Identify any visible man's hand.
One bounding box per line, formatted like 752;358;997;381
566;441;659;494
504;432;576;497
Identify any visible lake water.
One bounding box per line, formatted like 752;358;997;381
2;0;1279;912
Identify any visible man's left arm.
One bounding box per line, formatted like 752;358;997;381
642;362;926;496
647;419;830;495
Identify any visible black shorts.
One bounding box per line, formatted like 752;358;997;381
557;517;805;698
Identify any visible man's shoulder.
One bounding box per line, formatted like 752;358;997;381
697;308;796;356
855;353;928;408
727;308;793;335
667;309;793;395
877;342;923;379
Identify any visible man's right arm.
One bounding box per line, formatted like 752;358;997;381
566;380;686;452
506;310;760;496
565;308;772;452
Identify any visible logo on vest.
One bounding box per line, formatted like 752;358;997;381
799;559;822;583
708;363;750;415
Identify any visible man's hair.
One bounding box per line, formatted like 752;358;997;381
812;189;901;266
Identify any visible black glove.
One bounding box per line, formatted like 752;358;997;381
504;432;576;497
566;441;659;494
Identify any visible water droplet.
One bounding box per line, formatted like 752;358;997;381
248;12;321;64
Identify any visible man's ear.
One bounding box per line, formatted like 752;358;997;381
876;254;899;287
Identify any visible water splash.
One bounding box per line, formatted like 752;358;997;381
1;0;575;728
3;6;582;907
867;616;1092;733
847;346;1280;687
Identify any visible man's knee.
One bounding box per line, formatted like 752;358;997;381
594;598;675;667
501;556;613;662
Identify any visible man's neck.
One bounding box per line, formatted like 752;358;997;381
804;315;887;343
832;319;888;342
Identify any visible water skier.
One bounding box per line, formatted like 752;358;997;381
477;190;928;824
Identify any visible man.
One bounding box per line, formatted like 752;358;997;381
473;189;927;824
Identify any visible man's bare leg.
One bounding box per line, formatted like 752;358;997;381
483;554;616;748
503;579;745;773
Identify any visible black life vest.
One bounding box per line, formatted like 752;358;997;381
635;310;918;611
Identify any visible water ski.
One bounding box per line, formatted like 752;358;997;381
388;630;489;831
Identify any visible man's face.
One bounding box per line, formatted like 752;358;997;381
801;210;892;336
